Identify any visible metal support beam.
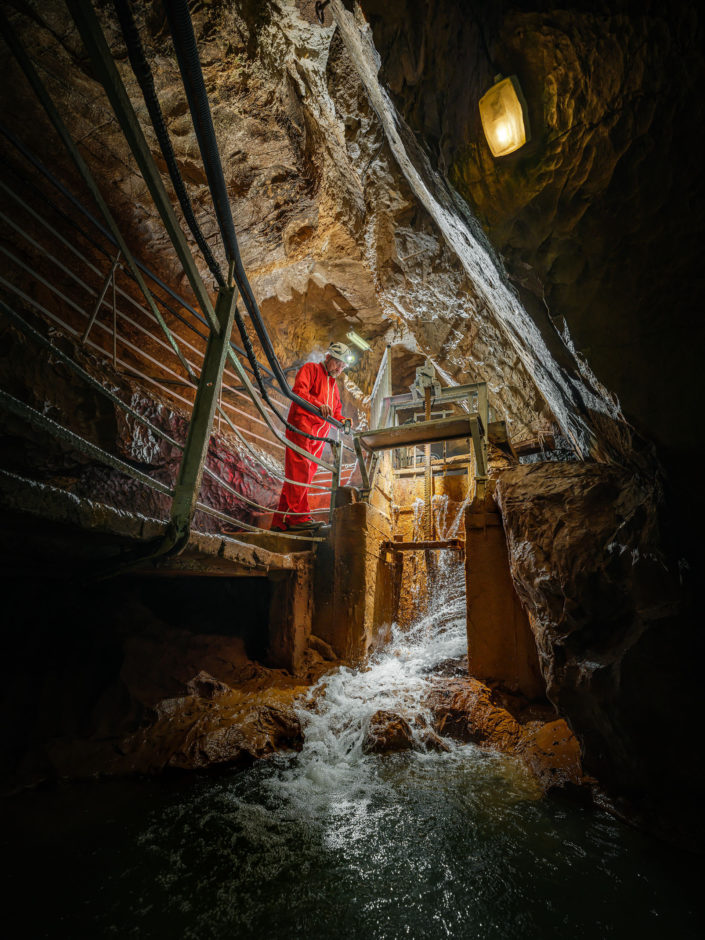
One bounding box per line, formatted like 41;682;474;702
353;435;370;491
469;415;488;481
166;287;236;552
477;381;489;478
424;385;433;539
64;0;218;332
329;441;342;524
82;250;121;344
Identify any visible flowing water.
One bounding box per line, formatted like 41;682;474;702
4;544;703;938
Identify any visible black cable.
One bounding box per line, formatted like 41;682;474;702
112;0;334;447
113;0;322;444
113;0;225;289
163;0;342;439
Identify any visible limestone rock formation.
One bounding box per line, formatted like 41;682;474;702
363;709;415;753
0;0;590;445
426;675;583;793
495;461;702;845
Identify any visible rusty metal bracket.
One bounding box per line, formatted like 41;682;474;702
380;538;465;563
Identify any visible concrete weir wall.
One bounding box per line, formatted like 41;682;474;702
312;500;394;662
465;492;544;699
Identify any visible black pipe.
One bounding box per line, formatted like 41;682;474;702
164;0;342;435
113;0;225;289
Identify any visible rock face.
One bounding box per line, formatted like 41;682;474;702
495;461;702;845
361;0;705;466
426;676;583;793
1;574;338;789
0;316;279;531
363;709;415;754
363;674;583;792
0;0;598;446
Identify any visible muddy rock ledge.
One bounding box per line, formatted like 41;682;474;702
1;577;339;790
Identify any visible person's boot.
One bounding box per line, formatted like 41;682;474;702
288;519;324;531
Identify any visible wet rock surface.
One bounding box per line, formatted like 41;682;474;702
0;575;337;790
363;709;415;754
425;675;583;793
495;461;702;846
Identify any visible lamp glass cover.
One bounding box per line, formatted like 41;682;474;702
479;76;529;157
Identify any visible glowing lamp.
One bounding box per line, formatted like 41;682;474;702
479;75;530;158
346;330;371;352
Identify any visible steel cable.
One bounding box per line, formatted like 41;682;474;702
113;0;333;448
161;0;343;440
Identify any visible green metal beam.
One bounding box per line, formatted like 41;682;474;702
64;0;218;333
166;286;236;552
353;435;370;490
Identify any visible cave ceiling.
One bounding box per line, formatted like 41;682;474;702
1;0;703;461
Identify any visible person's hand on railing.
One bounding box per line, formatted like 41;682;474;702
320;402;333;419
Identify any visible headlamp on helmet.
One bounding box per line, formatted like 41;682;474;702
327;342;353;366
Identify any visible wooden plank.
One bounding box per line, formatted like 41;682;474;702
357;414;483;452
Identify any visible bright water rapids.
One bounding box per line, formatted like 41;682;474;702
4;557;702;938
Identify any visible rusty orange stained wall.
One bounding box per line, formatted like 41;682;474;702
465;491;545;699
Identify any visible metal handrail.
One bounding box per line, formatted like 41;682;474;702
0;8;348;547
0;388;174;498
0;122;280;387
0;202;286;447
0;183;340;523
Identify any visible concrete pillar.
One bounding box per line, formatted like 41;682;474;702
267;555;313;674
312;501;393;663
465;492;545;699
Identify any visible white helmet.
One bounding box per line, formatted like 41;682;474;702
326;341;352;364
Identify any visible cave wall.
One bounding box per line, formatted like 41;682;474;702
360;0;705;464
0;0;571;443
495;461;702;848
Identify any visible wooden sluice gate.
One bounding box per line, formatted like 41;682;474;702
337;359;545;699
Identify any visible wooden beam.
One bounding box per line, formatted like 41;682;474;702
357;414;484;452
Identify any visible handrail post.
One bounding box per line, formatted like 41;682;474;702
329;439;342;524
166;286;236;553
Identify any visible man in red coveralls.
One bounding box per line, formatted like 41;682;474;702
271;342;352;531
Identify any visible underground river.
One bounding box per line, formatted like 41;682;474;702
4;557;702;938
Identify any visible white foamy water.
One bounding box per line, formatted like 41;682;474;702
266;507;478;820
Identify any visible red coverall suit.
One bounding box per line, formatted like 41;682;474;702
271;361;344;529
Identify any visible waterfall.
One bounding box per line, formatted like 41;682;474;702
266;505;483;819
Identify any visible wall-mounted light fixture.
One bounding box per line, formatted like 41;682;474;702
479;74;530;158
346;330;371;352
